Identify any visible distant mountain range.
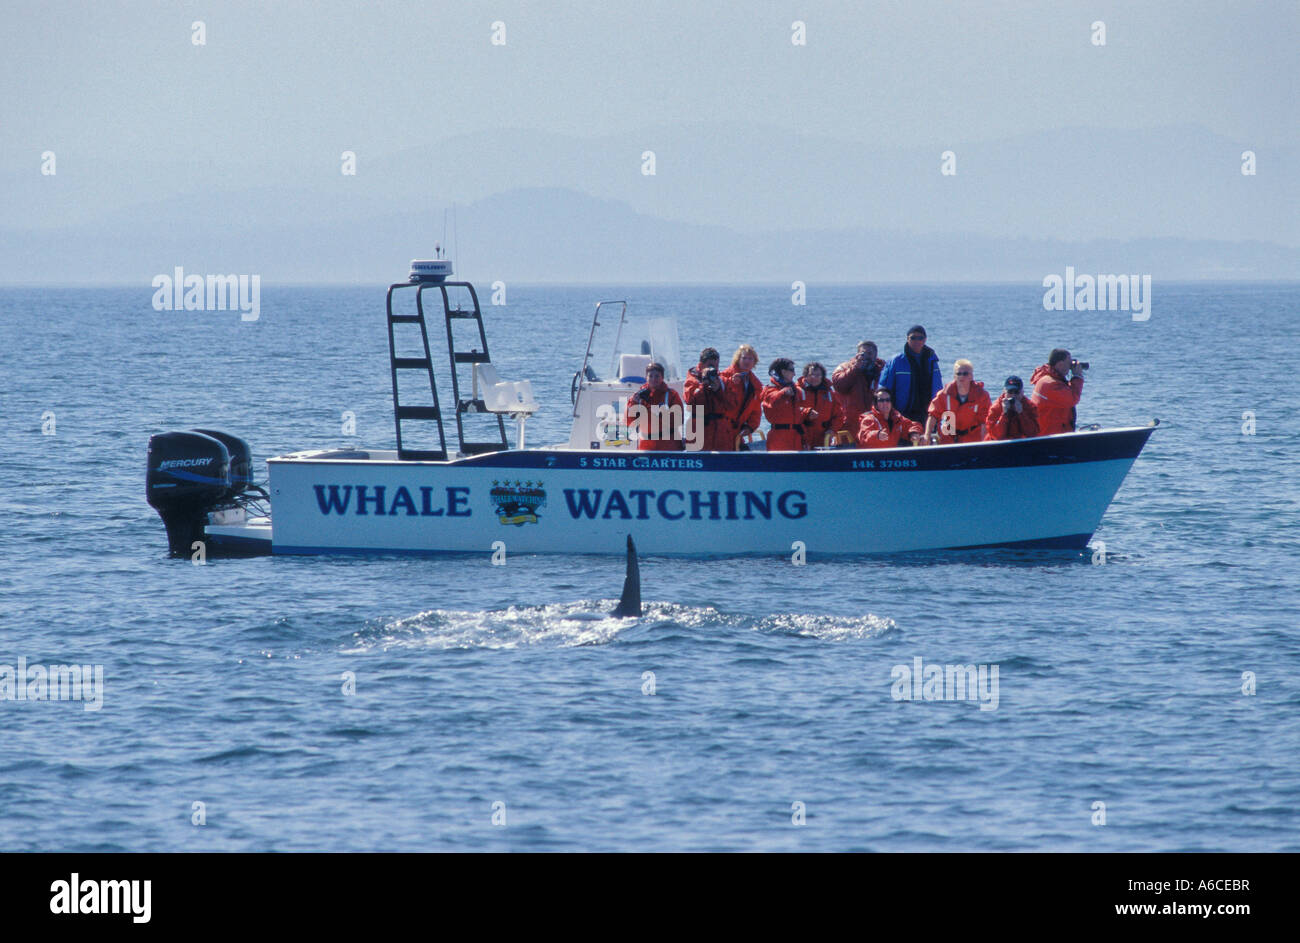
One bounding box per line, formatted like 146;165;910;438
2;123;1296;283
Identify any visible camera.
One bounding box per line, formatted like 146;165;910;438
703;366;719;380
1072;359;1089;372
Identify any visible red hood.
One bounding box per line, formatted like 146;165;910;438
1030;364;1056;384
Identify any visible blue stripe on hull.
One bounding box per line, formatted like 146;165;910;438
271;533;1094;557
952;532;1092;551
205;532;273;556
442;426;1155;473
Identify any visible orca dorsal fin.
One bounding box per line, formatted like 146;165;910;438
611;535;642;617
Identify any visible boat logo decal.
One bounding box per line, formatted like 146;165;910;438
490;479;547;526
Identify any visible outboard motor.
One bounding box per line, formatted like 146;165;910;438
192;428;253;492
146;431;233;556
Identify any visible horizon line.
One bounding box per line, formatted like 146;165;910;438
3;278;1298;289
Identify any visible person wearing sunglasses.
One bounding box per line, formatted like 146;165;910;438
762;358;820;451
878;325;943;427
857;389;924;448
924;358;991;444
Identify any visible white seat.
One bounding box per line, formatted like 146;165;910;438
619;354;652;383
476;363;534;413
475;363;539;448
508;379;538;415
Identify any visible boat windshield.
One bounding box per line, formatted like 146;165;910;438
597;316;682;382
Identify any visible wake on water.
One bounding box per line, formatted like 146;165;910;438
345;539;894;651
346;603;896;651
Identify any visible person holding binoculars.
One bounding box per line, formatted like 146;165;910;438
683;347;736;452
1030;348;1087;435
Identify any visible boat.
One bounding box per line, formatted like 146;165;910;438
145;257;1157;558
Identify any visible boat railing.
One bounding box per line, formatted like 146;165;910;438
574;300;628;418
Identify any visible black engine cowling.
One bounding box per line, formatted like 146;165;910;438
192;428;253;491
146;431;233;556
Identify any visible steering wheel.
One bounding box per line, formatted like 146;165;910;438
571;365;599;404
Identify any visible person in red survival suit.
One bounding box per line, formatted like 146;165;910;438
924;358;992;444
682;347;736;452
831;340;885;433
762;358;819;451
857;389;924;448
797;361;846;449
1030;348;1085;435
720;343;764;450
626;361;685;451
984;375;1040;440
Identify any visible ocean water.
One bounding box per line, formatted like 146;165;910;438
2;281;1298;852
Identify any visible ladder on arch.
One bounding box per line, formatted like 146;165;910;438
385;280;508;460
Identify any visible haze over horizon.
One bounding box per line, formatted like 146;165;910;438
3;1;1296;283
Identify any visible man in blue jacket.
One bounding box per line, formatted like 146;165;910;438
879;325;943;426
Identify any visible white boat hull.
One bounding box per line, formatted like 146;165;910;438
231;426;1154;557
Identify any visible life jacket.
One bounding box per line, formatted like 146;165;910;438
626;385;685;451
1029;364;1083;436
927;380;991;443
830;357;884;430
683;366;735;451
761;380;815;452
984;394;1040;440
857;406;922;449
796;378;845;448
720;366;764;447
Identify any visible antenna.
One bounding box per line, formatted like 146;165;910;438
452;204;460;276
441;209;448;256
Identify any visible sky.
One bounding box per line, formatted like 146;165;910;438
3;0;1295;164
1;1;1295;281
